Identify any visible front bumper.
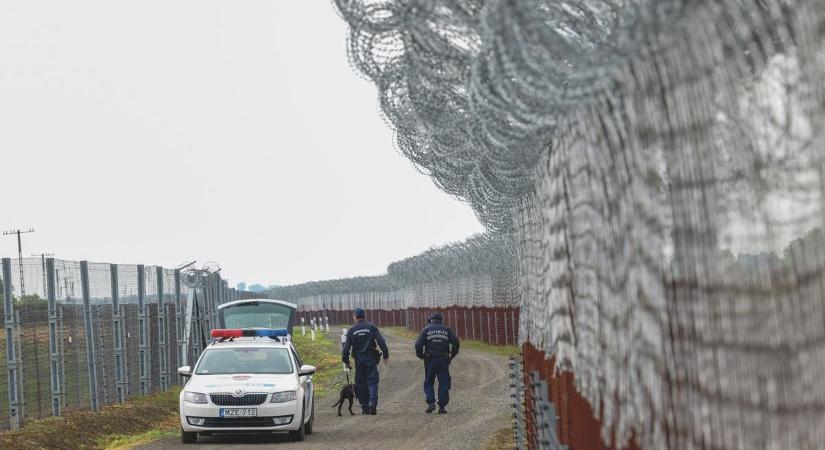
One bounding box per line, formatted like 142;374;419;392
180;398;304;432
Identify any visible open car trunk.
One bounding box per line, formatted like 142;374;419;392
216;299;297;335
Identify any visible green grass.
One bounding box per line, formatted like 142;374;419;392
291;331;345;398
383;326;520;357
0;386;181;450
484;421;516;450
383;326;418;340
98;418;179;450
461;340;520;357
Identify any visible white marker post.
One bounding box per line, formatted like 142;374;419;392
310;318;316;341
301;317;305;337
325;316;330;332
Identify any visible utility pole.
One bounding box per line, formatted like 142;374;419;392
33;253;55;298
3;228;35;298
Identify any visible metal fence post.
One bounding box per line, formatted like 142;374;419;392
120;304;130;397
202;278;212;337
509;356;526;449
79;261;100;411
174;269;182;384
110;264;126;403
156;267;168;392
96;304;110;406
3;258;22;429
46;258;61;417
137;264;150;395
530;371;565;450
14;309;24;422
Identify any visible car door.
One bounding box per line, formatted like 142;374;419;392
292;347;313;419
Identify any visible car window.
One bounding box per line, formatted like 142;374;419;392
291;347;303;368
220;302;293;330
194;348;293;375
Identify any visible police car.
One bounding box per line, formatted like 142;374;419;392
177;299;316;443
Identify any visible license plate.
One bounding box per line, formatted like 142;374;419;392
220;408;257;418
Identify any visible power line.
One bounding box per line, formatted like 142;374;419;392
3;228;35;298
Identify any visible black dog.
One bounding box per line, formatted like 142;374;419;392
331;383;366;416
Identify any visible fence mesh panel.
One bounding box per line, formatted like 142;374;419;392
0;258;240;430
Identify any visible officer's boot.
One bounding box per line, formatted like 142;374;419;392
437;407;447;414
370;405;377;415
425;403;436;414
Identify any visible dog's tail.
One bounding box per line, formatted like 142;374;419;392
330;399;343;408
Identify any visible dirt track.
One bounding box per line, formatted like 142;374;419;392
138;329;510;450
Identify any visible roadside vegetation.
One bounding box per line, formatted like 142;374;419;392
291;330;346;397
484;424;516;450
0;387;181;450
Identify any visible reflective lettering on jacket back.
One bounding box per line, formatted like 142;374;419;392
426;328;448;344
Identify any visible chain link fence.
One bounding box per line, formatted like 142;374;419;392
0;257;259;430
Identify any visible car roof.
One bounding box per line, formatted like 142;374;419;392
217;298;297;310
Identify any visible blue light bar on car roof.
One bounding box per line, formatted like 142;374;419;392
211;329;289;338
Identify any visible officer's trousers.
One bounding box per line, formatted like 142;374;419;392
354;359;379;409
423;355;451;407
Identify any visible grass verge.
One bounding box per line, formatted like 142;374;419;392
0;386;181;450
484;423;515;450
98;415;179;450
291;331;346;398
383;326;520;357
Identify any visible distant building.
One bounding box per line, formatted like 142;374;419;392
248;284;267;293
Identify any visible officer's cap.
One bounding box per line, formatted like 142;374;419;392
428;313;443;322
354;307;365;319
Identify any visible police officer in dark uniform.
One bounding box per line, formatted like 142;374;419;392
342;307;389;415
415;312;460;414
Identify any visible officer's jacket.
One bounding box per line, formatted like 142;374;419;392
342;320;389;365
415;320;460;359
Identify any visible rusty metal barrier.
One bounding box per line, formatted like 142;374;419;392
294;306;520;347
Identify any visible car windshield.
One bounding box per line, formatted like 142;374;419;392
220;302;293;330
194;348;293;375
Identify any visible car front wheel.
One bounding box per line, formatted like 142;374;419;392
290;406;306;441
181;429;197;444
304;398;315;435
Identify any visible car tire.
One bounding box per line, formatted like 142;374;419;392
290;405;306;442
304;397;315;435
181;429;197;444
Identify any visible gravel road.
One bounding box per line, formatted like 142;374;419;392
138;329;510;450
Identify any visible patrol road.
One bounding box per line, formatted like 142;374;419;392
138;329;511;450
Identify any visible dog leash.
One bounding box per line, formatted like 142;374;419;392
344;365;356;398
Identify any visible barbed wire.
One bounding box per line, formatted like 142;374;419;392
334;0;825;448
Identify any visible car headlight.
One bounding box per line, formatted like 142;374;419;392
183;391;208;404
270;390;297;403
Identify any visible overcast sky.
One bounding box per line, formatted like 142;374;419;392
0;1;484;286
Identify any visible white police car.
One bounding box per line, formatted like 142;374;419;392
177;299;315;443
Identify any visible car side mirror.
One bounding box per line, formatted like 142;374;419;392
299;365;316;376
177;365;192;378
